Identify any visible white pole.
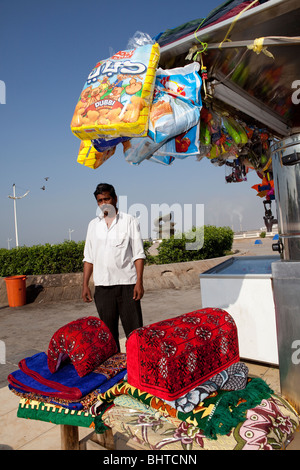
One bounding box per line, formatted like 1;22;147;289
8;184;29;248
69;229;74;241
13;184;19;248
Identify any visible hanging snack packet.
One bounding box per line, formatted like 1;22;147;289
122;137;161;164
71;43;160;140
148;154;175;165
153;63;202;158
123;92;199;165
123;64;201;165
77;140;116;169
153;124;200;159
92;136;130;152
148;87;200;143
155;63;202;103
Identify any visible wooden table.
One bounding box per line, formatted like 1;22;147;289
60;425;115;450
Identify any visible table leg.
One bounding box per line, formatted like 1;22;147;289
90;428;115;450
60;424;80;450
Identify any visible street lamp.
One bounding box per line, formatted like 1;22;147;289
68;229;74;241
8;184;29;248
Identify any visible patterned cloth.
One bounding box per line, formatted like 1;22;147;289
169;362;249;413
17;398;96;429
47;316;117;377
97;377;274;439
126;308;240;400
101;395;300;450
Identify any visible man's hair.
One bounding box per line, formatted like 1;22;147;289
94;183;117;200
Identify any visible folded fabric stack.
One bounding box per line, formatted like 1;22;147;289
92;308;300;449
8;317;127;423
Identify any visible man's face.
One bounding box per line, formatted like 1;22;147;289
96;191;117;217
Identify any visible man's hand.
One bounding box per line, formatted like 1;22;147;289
82;261;93;303
82;285;93;303
133;258;144;301
133;279;144;301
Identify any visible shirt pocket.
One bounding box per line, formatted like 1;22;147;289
109;232;127;248
109;232;128;268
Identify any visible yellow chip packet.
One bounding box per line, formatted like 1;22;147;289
71;43;160;140
77;140;116;169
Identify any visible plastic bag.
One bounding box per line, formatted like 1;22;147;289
71;42;160;140
127;31;154;49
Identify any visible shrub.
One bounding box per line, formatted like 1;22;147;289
156;225;234;264
0;241;85;277
143;240;158;265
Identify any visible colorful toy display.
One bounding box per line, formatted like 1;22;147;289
199;107;249;163
252;173;275;200
199;104;273;175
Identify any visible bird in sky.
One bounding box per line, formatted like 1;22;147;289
41;186;46;190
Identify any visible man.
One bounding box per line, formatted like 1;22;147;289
82;183;145;351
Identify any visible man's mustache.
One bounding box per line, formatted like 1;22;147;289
100;204;117;216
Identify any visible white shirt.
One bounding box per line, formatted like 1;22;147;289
83;211;146;286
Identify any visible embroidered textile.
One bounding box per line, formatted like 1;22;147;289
126;308;240;400
47;316;117;377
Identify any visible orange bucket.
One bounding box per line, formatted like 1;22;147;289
5;275;27;307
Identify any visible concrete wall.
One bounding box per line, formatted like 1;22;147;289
0;255;232;307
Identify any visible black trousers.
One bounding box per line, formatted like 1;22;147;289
94;284;143;351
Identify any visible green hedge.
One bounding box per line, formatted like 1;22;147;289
0;241;85;276
0;226;234;276
155;225;234;265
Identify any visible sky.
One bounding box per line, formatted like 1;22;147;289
0;0;269;249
